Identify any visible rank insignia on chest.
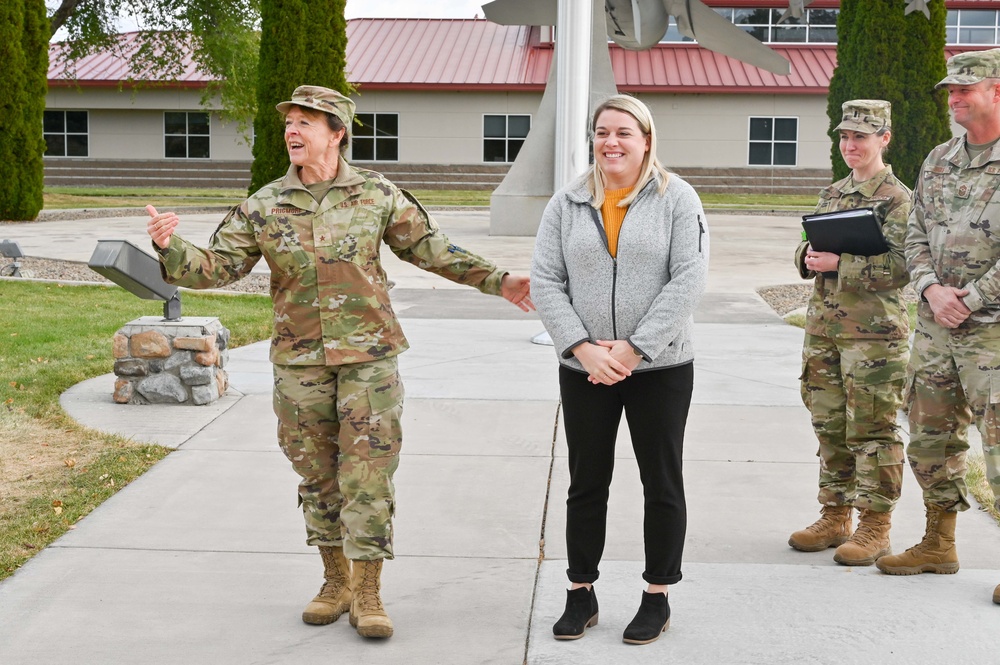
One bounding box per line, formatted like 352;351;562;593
957;184;970;198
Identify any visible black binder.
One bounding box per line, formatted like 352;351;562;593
801;207;888;256
801;207;888;277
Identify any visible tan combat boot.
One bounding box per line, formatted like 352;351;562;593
349;559;393;638
788;505;853;552
875;504;959;575
302;545;352;625
833;509;891;566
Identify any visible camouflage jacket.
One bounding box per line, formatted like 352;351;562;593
794;165;912;339
907;136;1000;323
157;159;506;365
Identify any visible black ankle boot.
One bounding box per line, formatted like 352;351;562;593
622;591;669;645
552;586;599;640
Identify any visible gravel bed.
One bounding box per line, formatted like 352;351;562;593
757;282;919;317
4;257;271;294
756;284;814;316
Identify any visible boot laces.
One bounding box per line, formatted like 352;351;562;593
849;521;879;547
806;509;846;534
905;510;942;554
318;550;348;596
358;564;384;612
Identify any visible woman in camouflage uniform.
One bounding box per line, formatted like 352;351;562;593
789;99;911;566
145;85;532;639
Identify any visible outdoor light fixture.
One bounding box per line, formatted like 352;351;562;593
0;239;24;277
88;240;181;321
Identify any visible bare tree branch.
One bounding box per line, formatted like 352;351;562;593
48;0;85;37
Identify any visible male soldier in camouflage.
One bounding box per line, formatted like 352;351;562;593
789;100;912;566
146;85;534;636
876;51;1000;606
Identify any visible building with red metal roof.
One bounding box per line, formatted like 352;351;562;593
42;3;1000;192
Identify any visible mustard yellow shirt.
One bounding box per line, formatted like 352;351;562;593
601;187;631;257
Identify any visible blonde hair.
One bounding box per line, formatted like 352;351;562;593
586;94;671;208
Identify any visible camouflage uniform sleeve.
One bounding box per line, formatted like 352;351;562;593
905;167;940;300
383;187;506;296
794;240;815;280
837;194;911;293
963;256;1000;311
156;203;263;289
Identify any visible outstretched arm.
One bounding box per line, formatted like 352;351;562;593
500;274;534;312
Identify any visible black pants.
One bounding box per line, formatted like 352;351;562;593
559;362;693;586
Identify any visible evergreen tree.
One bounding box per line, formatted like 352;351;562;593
827;0;949;186
250;0;350;193
896;1;951;187
21;0;48;219
0;0;47;221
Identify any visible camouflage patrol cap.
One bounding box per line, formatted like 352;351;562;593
834;99;891;134
936;48;1000;89
276;85;355;130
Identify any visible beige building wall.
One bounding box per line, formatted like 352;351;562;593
46;86;252;161
351;90;541;164
351;89;835;169
637;93;831;170
51;85;958;171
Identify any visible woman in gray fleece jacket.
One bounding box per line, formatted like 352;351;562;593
532;95;708;646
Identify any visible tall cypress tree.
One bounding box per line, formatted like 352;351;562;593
827;1;950;186
895;1;950;187
249;0;350;193
21;0;48;220
0;0;47;221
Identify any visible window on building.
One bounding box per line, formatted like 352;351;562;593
353;113;399;161
748;117;797;166
164;111;210;159
948;10;1000;45
44;110;88;157
661;7;838;44
483;114;530;162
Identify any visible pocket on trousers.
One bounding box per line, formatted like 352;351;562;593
273;387;301;429
363;373;404;459
799;364;812;411
877;445;904;467
852;368;906;424
984;374;1000;449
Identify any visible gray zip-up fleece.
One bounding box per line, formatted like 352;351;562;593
531;173;709;373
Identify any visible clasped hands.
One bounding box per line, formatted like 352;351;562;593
573;340;642;386
924;283;971;329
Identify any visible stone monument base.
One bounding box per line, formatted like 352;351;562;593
112;316;231;406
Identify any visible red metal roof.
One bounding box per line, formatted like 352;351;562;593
47;18;995;95
611;44;835;93
345;19;837;94
346;18;549;90
48;31;210;88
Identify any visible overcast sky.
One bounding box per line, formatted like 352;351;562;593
344;1;488;19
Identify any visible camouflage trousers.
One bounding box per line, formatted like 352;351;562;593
908;317;1000;512
272;358;404;560
800;334;908;512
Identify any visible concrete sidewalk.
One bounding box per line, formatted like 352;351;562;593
1;211;998;664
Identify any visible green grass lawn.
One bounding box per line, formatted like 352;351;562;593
0;282;272;580
43;186;247;209
40;186;815;212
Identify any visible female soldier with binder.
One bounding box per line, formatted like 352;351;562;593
789;99;912;567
